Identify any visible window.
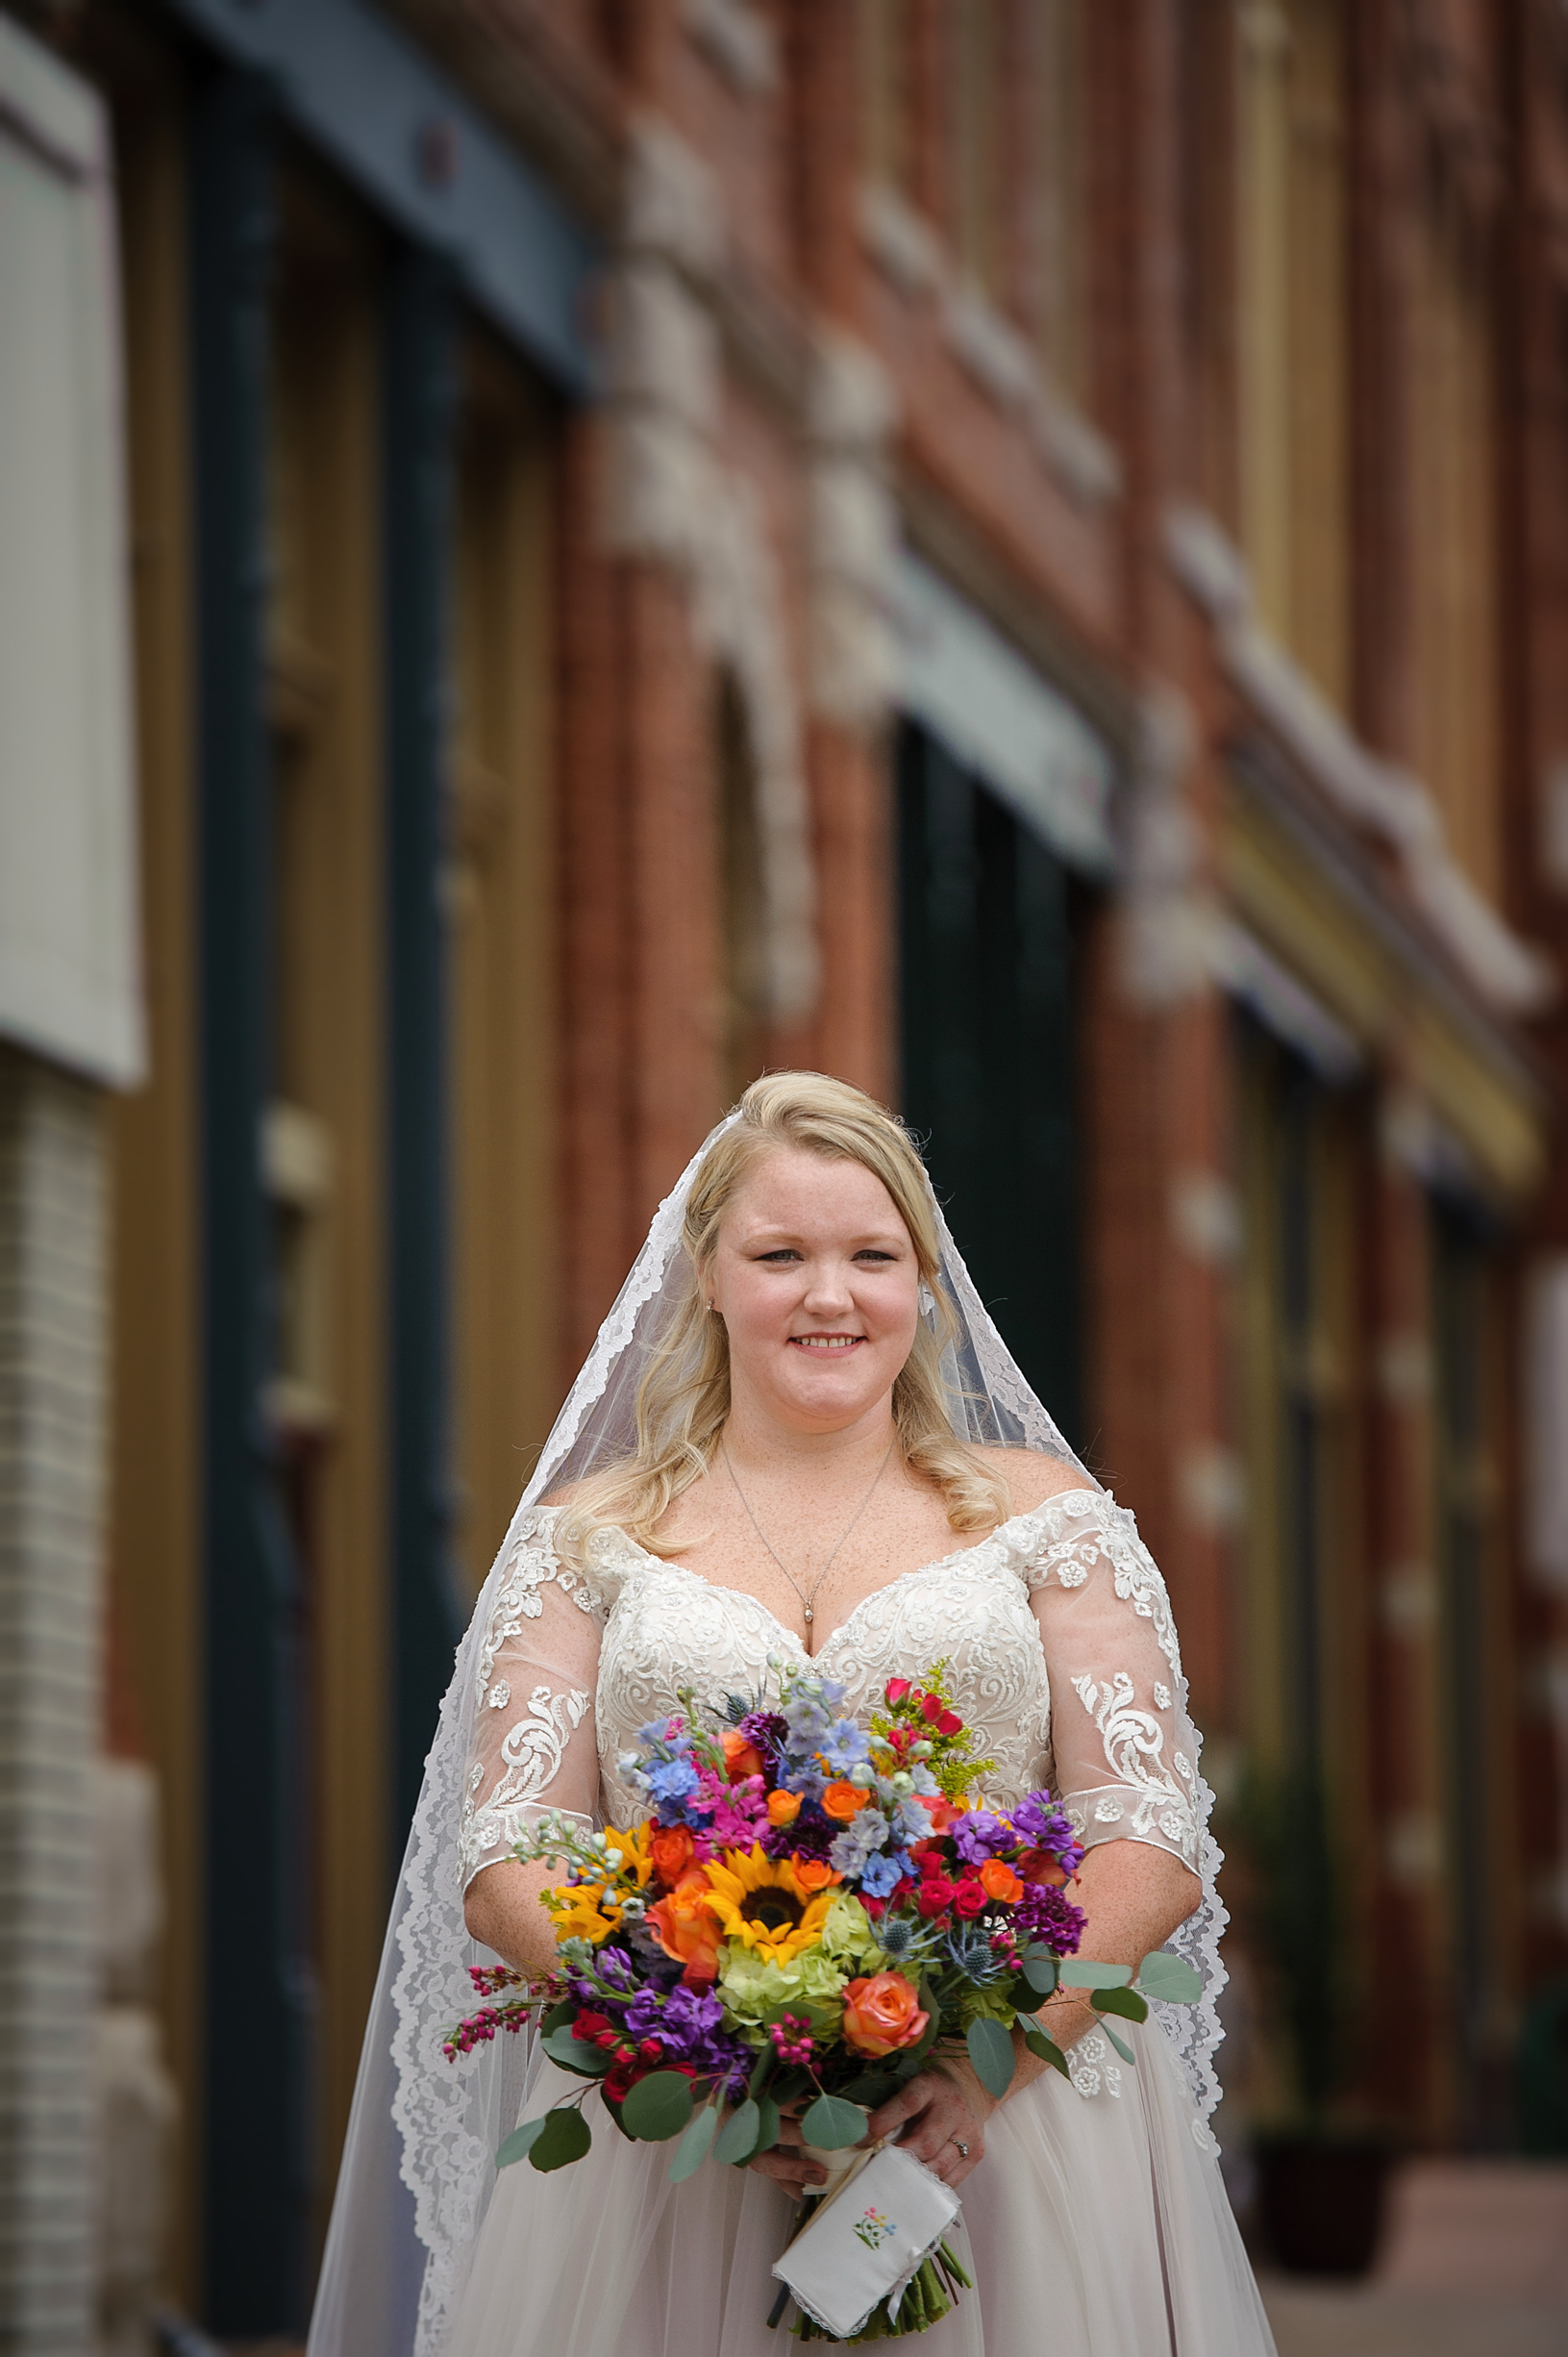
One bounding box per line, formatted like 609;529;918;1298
449;336;557;1592
953;0;1004;296
1027;0;1091;406
859;0;913;193
714;673;770;1105
1409;171;1502;900
1235;0;1352;706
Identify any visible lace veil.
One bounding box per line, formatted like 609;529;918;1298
307;1115;1228;2357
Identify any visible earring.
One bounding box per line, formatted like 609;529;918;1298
918;1280;936;1316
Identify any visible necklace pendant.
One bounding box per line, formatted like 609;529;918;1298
803;1606;813;1624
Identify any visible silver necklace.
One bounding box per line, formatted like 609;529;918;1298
720;1438;896;1628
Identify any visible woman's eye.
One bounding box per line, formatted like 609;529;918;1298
757;1249;802;1264
855;1250;896;1264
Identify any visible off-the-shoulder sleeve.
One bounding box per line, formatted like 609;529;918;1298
459;1508;607;1889
1023;1492;1202;1873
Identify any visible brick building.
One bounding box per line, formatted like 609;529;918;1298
4;0;1568;2346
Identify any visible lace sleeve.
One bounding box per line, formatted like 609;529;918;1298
1024;1493;1202;1874
459;1509;606;1889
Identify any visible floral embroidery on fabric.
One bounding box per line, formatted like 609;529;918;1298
459;1682;592;1883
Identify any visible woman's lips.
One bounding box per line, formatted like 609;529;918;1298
787;1334;864;1351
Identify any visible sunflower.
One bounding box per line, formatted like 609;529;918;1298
697;1844;835;1967
542;1881;621;1945
602;1821;655;1889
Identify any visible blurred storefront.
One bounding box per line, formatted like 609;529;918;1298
4;1;1568;2348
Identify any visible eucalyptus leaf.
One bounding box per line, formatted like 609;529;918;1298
1135;1951;1204;2005
1101;2021;1136;2066
621;2070;696;2143
801;2093;869;2151
667;2102;719;2183
539;1999;575;2037
754;2094;782;2157
1058;1960;1132;1992
540;2024;610;2076
1091;1986;1149;2024
965;2016;1016;2100
713;2098;761;2167
496;2113;550;2169
528;2105;593;2171
1022;1955;1059;1996
1020;2026;1071;2079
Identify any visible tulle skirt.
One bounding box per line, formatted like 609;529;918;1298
441;2027;1276;2357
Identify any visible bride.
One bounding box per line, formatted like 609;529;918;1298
309;1073;1276;2356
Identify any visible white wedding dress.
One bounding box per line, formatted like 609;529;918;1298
440;1491;1276;2357
306;1114;1275;2357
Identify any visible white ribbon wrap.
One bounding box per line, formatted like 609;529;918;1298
772;2144;961;2340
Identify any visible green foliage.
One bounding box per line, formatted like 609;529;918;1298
1058;1960;1132;1991
668;2102;718;2181
1135;1951;1203;2004
801;2093;869;2150
1090;1986;1149;2023
621;2070;695;2142
965;2016;1016;2099
713;2097;761;2166
1021;2023;1071;2078
527;2106;593;2171
540;2024;610;2076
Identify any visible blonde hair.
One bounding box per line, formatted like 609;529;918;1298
553;1072;1010;1565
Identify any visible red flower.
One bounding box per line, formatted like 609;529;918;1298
884;1678;912;1707
573;2011;614;2044
916;1874;956;1918
1017;1846;1068;1888
918;1693;963;1737
953;1878;988;1918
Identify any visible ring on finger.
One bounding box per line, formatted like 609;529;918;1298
949;2137;970;2159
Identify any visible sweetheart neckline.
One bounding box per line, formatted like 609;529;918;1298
600;1488;1104;1663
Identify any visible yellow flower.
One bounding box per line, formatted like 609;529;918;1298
543;1880;620;1945
603;1822;655;1889
697;1843;834;1967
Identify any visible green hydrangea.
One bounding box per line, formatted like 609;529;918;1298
819;1893;884;1968
717;1942;851;2044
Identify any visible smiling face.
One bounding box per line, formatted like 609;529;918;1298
705;1146;921;1437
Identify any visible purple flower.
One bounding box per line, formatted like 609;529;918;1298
624;1985;752;2097
1014;1882;1087;1956
951;1811;1016;1865
737;1710;786;1759
762;1798;835;1865
1010;1791;1082;1865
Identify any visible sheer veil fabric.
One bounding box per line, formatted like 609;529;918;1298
307;1115;1231;2357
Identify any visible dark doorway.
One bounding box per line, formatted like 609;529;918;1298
896;720;1084;1450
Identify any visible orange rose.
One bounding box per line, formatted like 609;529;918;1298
821;1780;866;1822
841;1972;929;2059
646;1868;721;1984
766;1789;802;1827
979;1858;1024;1904
789;1854;841;1893
649;1824;697;1886
722;1730;765;1782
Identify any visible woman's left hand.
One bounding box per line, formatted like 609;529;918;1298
864;2056;995;2190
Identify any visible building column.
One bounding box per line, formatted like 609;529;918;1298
189;63;311;2334
383;245;463;1847
0;1051;107;2357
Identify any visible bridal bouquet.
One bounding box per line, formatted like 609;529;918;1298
445;1663;1199;2341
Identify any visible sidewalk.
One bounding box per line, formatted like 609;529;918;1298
1262;2276;1568;2356
1259;2158;1568;2357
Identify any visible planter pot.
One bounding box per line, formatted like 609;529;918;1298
1256;2138;1392;2276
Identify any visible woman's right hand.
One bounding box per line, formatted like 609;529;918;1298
747;2110;829;2197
